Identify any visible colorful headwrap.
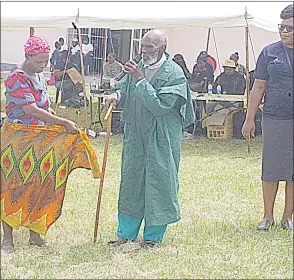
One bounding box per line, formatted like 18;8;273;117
24;36;51;55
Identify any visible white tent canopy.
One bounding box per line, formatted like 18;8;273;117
1;14;277;32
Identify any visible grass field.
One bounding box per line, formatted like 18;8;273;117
1;84;293;279
1;136;293;279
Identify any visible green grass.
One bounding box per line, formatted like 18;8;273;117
0;81;292;279
1;136;293;279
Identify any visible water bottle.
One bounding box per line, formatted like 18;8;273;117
216;85;222;96
207;83;212;94
91;78;97;90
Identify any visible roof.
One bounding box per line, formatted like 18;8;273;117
1;14;277;32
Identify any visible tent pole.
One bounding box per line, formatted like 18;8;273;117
245;8;250;104
245;7;251;153
99;28;108;86
30;27;34;37
205;28;211;53
74;9;89;131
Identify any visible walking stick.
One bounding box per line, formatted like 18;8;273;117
247;134;251;154
93;104;113;243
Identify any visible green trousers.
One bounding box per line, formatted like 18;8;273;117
117;213;167;242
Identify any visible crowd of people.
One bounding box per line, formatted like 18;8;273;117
49;36;95;107
173;50;247;95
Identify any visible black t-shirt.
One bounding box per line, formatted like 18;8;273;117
54;56;71;81
286;46;294;72
255;41;293;120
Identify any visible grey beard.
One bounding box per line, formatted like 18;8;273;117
142;54;158;66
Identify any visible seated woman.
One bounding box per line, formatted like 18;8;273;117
172;54;191;80
190;52;214;93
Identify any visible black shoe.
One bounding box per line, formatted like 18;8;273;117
108;237;131;247
281;220;293;230
140;240;157;248
257;218;274;231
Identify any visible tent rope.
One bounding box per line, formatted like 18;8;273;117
211;28;221;74
245;17;257;64
108;29;114;53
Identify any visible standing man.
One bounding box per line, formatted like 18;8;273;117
106;30;195;247
82;36;94;75
58;37;68;53
70;38;81;72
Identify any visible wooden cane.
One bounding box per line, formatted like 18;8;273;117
93;104;113;243
247;133;251;154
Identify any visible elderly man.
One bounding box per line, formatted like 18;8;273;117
101;52;123;88
106;29;195;247
213;59;246;95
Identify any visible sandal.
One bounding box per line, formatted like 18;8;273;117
257;218;274;231
281;220;293;230
29;239;49;248
1;242;14;253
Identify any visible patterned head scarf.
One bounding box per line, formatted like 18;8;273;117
24;36;51;55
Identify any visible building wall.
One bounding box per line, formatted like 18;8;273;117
1;28;67;65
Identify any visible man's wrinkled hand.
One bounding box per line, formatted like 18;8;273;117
104;93;118;110
124;60;144;81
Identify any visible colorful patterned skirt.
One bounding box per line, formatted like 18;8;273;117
1;124;100;235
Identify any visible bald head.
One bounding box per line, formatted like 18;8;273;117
142;29;167;48
141;29;167;66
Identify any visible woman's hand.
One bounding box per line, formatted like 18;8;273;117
48;107;56;115
63;120;79;134
242;119;255;139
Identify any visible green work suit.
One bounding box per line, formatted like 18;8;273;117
116;54;195;227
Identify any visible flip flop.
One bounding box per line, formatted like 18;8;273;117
29;239;49;248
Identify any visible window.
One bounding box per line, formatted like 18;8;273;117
130;28;152;58
67;28;107;75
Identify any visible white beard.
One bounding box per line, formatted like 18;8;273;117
142;52;159;66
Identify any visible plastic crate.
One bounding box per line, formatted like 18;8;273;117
207;110;237;139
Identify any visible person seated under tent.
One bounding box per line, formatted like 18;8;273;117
53;51;85;108
190;51;214;93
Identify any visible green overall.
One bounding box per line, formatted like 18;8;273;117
116;54;195;241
